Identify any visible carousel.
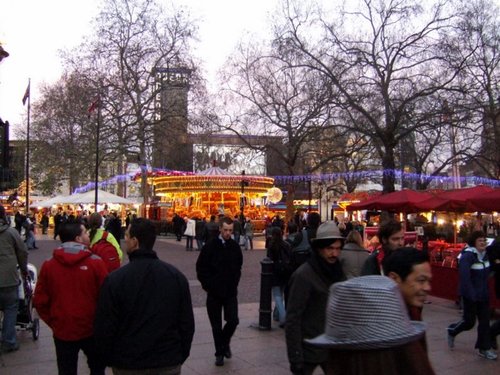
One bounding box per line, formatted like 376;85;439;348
140;166;280;221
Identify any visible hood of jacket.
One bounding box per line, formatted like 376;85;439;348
0;219;10;233
53;241;93;266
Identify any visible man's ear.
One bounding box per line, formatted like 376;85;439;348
388;271;402;284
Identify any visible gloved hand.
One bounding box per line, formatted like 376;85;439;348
290;363;304;375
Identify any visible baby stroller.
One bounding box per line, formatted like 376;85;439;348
16;263;40;340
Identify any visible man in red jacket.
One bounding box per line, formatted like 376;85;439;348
34;222;108;375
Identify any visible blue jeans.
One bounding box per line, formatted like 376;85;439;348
0;286;19;348
272;285;286;325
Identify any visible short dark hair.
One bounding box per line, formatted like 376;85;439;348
467;231;486;248
59;222;85;243
378;219;403;242
307;212;321;228
287;222;298;234
128;218;156;250
382;247;429;281
219;216;233;227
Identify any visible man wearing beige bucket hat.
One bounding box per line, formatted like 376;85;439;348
285;221;345;375
307;276;435;374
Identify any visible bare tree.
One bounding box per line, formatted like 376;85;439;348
29;72;99;194
443;0;500;179
63;0;197;202
214;39;348;219
275;0;464;193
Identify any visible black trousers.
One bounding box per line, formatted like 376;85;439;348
448;298;492;350
53;336;105;375
206;293;239;356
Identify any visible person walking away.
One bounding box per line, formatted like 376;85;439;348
87;213;123;272
195;217;206;251
196;216;243;367
361;218;405;275
267;226;292;327
339;230;369;279
0;204;28;353
94;218;195;374
184;216;196;251
24;214;38;250
447;231;497;360
243;218;254;250
285;221;345;375
53;209;66;240
233;215;242;246
40;211;49;235
172;213;185;241
105;212;122;242
34;222;108;374
307;276;435;375
203;215;219;243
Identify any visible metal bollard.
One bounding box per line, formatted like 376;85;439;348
258;257;274;330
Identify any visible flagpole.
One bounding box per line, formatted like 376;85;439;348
94;95;100;211
25;79;31;215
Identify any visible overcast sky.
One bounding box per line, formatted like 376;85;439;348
0;0;280;136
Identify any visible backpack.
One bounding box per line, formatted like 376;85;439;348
273;243;293;280
291;229;312;270
91;231;121;272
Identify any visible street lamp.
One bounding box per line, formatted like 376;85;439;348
240;170;249;223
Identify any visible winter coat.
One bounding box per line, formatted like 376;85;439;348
196;236;243;299
184;219;196;237
340;242;370;279
33;242;108;341
94;249;194;369
0;220;28;288
285;252;345;368
459;247;490;302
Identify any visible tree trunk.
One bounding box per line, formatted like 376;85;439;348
381;147;396;193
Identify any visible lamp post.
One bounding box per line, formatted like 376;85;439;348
240;170;249;224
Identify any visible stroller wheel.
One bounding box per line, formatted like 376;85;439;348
32;318;40;340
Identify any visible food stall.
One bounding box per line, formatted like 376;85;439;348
346;186;500;308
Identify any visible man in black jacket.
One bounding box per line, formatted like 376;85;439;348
361;218;405;275
94;218;195;374
196;216;243;367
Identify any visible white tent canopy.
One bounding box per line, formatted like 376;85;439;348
37;190;135;206
72;189;135;205
37;194;74;207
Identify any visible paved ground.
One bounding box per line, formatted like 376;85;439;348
1;232;499;374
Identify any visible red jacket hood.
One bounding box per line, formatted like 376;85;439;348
53;242;93;266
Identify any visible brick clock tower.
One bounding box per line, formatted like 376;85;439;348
152;67;193;171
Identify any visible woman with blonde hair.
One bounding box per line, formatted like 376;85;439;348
339;230;369;279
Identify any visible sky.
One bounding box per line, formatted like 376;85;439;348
0;0;281;137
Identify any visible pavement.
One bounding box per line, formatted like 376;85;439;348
1;232;499;374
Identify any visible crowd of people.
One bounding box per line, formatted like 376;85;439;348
2;205;500;374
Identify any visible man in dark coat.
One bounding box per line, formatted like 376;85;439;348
285;221;345;375
361;218;405;275
172;213;185;241
196;216;243;367
94;218;195;373
105;212;122;241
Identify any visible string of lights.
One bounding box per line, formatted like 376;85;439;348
73;167;500;194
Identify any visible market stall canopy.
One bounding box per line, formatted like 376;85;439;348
72;190;135;205
465;189;500;212
346;189;433;212
37;194;74;207
417;185;494;212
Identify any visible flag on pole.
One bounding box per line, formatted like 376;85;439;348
22;83;30;105
87;97;100;115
